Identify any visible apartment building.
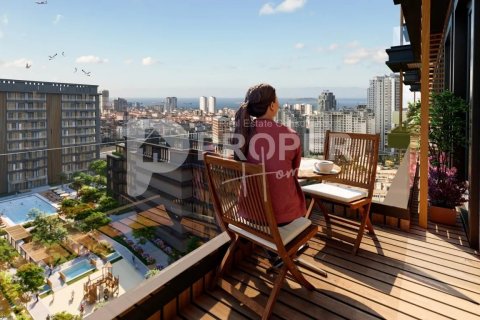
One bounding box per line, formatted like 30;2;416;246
0;79;100;194
307;107;375;154
367;74;400;151
317;90;337;111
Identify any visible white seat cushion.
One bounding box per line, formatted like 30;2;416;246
228;217;312;251
302;183;367;202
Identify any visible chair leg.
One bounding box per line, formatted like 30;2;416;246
283;255;314;290
353;206;368;255
262;265;288;320
305;198;316;219
317;200;331;224
210;236;239;290
364;205;375;235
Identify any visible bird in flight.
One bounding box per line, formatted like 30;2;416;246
35;0;47;4
82;69;91;76
26;63;32;69
48;53;57;60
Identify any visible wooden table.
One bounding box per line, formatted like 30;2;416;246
298;158;341;181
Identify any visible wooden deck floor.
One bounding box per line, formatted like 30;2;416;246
178;213;480;319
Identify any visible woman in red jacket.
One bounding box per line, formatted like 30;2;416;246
234;83;306;226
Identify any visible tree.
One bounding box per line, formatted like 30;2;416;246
0;271;21;312
15;263;44;294
186;236;202;253
97;195;119;213
71;172;94;190
28;209;68;246
78;211;111;232
78;186;103;203
0;238;18;269
51;311;81;320
89;159;107;176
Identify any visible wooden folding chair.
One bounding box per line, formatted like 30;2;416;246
302;131;380;254
204;152;319;320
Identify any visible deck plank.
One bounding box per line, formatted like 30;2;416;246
187;213;480;320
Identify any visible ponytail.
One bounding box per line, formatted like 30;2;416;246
233;83;276;161
233;102;252;161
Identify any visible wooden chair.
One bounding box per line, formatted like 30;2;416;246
302;131;380;254
204;152;319;320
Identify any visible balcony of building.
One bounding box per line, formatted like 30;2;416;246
82;1;480;319
88;208;480;320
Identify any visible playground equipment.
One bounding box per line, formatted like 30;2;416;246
83;263;119;304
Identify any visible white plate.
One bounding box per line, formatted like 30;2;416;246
313;167;339;175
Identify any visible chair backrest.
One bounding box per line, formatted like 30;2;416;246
204;152;283;246
324;131;380;198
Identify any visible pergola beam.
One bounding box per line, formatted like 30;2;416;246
419;0;431;228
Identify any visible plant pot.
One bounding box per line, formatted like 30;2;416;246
429;205;457;225
387;131;410;149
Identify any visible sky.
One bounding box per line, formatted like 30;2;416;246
0;0;403;99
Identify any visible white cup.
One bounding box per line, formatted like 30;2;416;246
316;160;334;173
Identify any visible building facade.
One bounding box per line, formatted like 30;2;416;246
0;79;100;194
99;89;110;114
199;96;207;113
212;116;231;144
367;74;400;151
307;107;375;154
317;90;337;111
165;97;177;113
113;98;128;112
208;96;216;114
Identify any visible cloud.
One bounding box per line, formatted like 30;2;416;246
346;40;360;48
1;58;32;68
124;59;133;65
327;43;339;51
53;14;64;25
142;57;158;66
343;47;387;65
76;55;108;64
294;42;305;49
259;0;307;15
1;14;8;25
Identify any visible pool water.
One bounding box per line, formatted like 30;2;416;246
61;260;96;282
0;194;57;225
106;251;122;262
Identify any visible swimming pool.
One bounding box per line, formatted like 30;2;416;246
106;251;122;263
61;260;96;282
0;194;57;225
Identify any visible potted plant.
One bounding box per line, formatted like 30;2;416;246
428;159;468;224
428;91;468;225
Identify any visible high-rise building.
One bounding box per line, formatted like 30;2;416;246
0;79;100;193
208;96;216;114
165;97;177;113
199;96;207;113
99;90;110;114
212;116;231;144
113;98;128;112
317;90;337;111
367;74;400;151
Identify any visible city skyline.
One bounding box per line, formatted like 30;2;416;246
0;0;400;98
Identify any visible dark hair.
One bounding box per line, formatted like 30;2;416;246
233;84;276;160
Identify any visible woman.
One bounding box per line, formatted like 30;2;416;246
234;83;306;225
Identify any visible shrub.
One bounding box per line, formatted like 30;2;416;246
429;163;468;209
